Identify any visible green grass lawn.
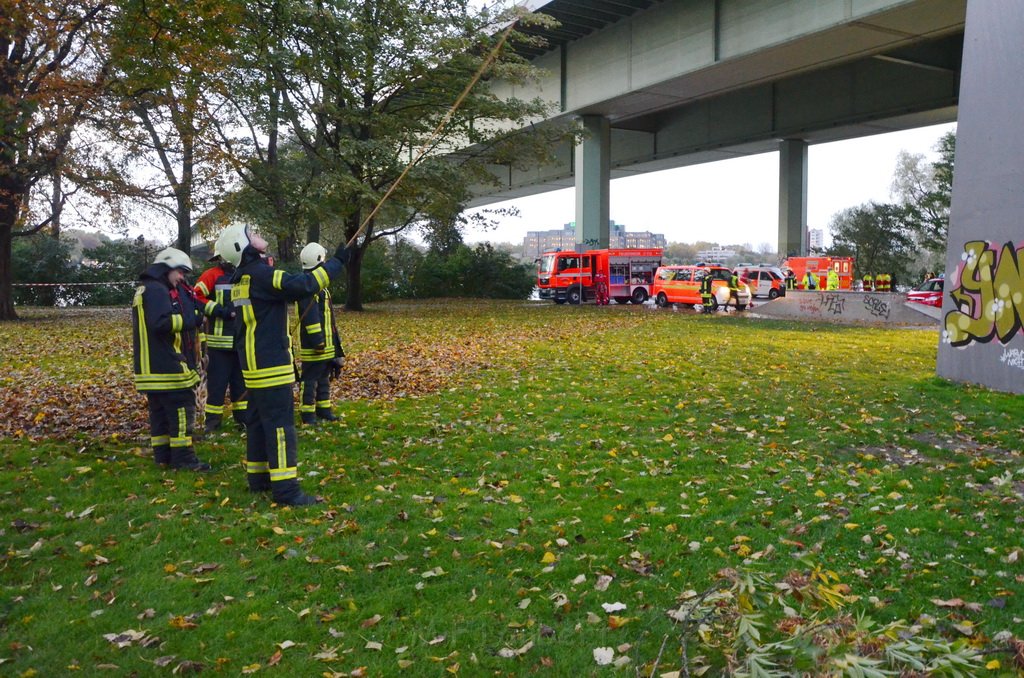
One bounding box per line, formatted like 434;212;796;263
1;301;1022;676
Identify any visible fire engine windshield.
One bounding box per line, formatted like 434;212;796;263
538;254;556;275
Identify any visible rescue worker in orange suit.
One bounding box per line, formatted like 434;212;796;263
699;270;714;313
295;243;345;425
131;248;211;471
220;224;350;506
193;245;247;432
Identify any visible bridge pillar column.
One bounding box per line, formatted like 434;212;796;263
574;115;610;249
778;139;808;258
936;0;1024;394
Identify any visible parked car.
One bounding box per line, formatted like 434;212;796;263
906;277;944;308
735;265;787;299
652;265;751;310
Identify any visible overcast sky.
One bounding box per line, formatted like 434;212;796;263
461;122;957;250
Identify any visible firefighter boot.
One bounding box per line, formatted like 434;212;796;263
154;444;172;468
316;407;338;422
248;473;271;493
204;414;223;434
300;411;318;426
170;447;213;472
272;479;322;506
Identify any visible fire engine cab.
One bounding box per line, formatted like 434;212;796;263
537;248;663;304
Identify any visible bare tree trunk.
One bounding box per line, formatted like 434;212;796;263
344;246;364;311
51;168;62;240
0;215;16;320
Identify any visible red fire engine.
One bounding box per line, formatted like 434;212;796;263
781;256;855;290
537;248;664;304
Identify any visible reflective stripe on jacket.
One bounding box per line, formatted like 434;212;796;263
195;265;236;350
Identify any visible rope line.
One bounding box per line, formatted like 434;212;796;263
345;17;520;248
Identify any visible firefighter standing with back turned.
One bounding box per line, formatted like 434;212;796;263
131;248;212;471
194;244;247;432
699;270;714;313
218;224;350;506
296;242;345;426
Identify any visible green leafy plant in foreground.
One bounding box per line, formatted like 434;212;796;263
0;301;1022;676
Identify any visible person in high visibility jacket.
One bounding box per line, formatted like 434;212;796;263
295;243;346;425
862;273;874;291
194;246;246;432
802;271;818;290
826;268;839;290
877;272;890;292
131;247;211;471
221;224;350;506
699;270;714;313
725;271;741;312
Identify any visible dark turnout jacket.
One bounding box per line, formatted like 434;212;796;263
131;263;202;392
295;284;344;363
230;247;343;390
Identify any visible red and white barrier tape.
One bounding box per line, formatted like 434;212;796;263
13;281;135;287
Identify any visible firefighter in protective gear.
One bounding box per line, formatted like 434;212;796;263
194;244;246;432
296;242;346;425
862;273;874;291
785;269;796;290
132;247;211;471
699;270;714;313
826;268;840;291
877;272;890;292
224;224;350;506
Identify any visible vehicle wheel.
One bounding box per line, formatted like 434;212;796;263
768;288;780;300
566;286;583;305
553;298;566;305
655;292;669;308
630;287;648;304
614;297;629;304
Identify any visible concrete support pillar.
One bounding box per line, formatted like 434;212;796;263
778;139;808;258
574;115;610;249
936;0;1024;394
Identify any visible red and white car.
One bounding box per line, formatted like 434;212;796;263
906;277;943;308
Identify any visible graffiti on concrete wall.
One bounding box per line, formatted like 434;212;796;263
863;296;891;320
943;240;1024;348
820;293;846;315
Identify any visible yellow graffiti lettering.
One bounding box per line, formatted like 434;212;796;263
944;240;1024;347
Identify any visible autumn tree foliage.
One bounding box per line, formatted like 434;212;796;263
0;0;114;320
218;0;570;310
104;0;243;254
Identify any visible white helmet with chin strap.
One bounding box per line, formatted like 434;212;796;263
153;247;193;272
217;223;251;267
300;242;328;270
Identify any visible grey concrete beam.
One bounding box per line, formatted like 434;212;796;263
574;115;611;248
778;139;808;258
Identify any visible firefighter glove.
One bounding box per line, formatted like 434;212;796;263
329;357;344;380
334;243;351;266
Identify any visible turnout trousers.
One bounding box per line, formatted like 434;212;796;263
245;385;303;500
299;361;331;415
147;389;197;467
205;348;248;424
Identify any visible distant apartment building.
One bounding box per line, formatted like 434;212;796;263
522;221;666;260
695;246;736;264
808;228;825;253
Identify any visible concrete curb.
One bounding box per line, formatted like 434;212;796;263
747;290;939;326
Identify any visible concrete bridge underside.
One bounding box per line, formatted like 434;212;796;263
468;0;964;256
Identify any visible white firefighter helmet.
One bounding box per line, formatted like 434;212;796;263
153;247;193;272
217;223;250;267
300;242;328;270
